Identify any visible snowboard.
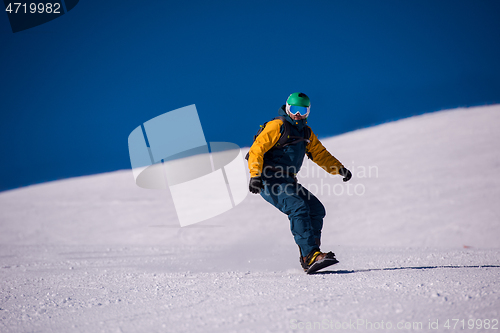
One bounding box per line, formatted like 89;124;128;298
306;257;339;274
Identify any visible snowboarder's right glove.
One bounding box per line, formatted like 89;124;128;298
339;167;352;182
249;177;264;194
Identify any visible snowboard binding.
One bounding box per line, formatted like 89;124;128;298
299;247;339;274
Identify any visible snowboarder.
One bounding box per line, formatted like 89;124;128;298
247;92;352;274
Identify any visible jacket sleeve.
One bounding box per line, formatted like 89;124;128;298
306;129;345;175
247;119;283;178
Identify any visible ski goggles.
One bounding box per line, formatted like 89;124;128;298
286;104;311;117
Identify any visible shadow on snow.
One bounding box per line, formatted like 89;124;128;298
314;265;500;275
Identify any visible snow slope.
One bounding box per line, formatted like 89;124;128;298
1;105;499;332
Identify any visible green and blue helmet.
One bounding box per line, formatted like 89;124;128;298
286;92;311;118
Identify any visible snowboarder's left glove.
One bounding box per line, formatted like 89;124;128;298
339;167;352;182
249;177;264;194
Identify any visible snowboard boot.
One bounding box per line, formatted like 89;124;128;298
299;248;338;273
297;243;322;267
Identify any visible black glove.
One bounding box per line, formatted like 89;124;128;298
339;167;352;182
249;177;264;194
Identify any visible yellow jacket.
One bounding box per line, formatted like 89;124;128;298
248;118;344;178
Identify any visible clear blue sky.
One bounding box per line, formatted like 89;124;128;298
1;0;500;191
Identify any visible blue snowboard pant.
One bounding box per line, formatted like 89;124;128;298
260;175;326;257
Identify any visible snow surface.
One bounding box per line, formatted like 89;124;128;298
1;105;499;332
